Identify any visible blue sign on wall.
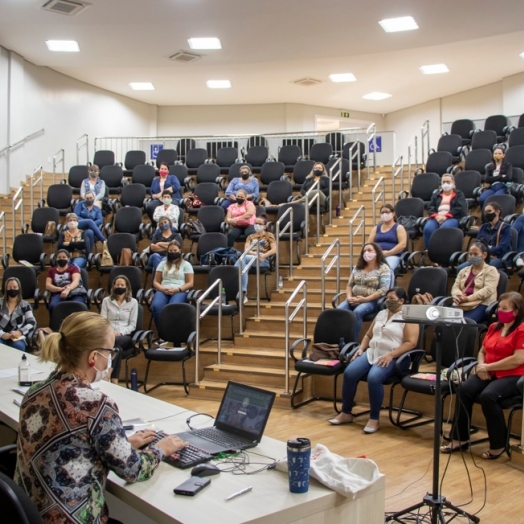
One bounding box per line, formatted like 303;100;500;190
368;136;382;153
150;144;163;160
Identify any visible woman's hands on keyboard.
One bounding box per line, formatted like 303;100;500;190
156;435;188;457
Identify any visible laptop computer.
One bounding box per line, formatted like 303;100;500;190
175;381;276;455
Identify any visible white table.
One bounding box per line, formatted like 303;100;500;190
0;344;385;524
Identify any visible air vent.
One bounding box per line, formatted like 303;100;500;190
169;51;202;63
293;78;322;87
42;0;88;16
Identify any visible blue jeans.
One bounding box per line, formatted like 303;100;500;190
463;305;488;322
336;299;378;339
2;338;27;352
78;219;106;243
423;218;460;249
513;215;524;252
478;186;507;205
385;256;401;272
341;352;409;419
48;293;86;314
151;290;188;327
457;258;504;272
235;255;270;292
148;253;166;274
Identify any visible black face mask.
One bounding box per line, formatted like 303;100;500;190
167;252;181;261
56;259;68;268
6;289;19;298
241;173;250;180
114;287;126;296
313;169;323;176
236;198;245;205
85;199;94;206
485;212;497;222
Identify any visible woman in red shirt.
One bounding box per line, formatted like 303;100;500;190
441;291;524;459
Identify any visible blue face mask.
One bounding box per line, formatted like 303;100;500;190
161;223;170;231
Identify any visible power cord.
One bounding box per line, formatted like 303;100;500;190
214;450;278;475
186;412;215;430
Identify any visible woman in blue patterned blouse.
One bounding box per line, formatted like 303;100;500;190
15;311;186;524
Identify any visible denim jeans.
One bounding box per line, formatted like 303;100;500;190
457;259;504;272
48;293;86;314
423;218;459;249
478;186;507;205
336;299;378;339
151;290;188;327
2;338;27;352
385;255;401;272
235;255;270;292
512;215;524;251
463;305;488;322
341;352;409;419
148;253;166;274
77;219;106;242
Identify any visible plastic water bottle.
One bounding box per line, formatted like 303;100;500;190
221;287;227;305
130;368;138;392
18;354;31;386
336;204;341;217
278;275;283;289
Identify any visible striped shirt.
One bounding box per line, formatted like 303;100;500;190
0;298;36;337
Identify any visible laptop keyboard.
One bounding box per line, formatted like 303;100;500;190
193;427;251;449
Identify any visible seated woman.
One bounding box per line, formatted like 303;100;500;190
80;164;106;208
423;173;467;249
451;241;500;323
292;162;330;208
234;214;277;303
101;275;138;385
337;242;391;338
0;277;37;352
225;188;257;247
222;165;259;210
15;311;186;523
58;213;90;268
148;216;183;274
46;249;86;314
151;241;194;327
146;161;182;222
329;287;419;433
479;146;513;205
152;189;181;226
441;291;524;459
73;190;106;245
367;204;407;271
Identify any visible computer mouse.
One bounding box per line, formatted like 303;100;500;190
191;463;221;477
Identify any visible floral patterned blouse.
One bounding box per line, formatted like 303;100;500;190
15;371;164;524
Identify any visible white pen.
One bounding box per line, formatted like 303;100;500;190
225;486;253;501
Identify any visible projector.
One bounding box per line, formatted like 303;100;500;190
401;305;464;323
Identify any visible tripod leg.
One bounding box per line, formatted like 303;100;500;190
385;500;427;522
442;499;480;523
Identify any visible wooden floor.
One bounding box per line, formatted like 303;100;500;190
151;385;523;523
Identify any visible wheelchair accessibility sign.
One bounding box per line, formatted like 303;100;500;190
150;144;163;160
368;136;382;153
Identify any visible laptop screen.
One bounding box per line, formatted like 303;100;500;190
214;382;276;442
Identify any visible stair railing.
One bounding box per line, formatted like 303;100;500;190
320;239;340;311
407;135;419;190
371;176;385;225
275;205;294;283
0;212;6;255
30;165;44;211
391;155;404;201
12;187;23;240
348;140;362;200
328;157;342;226
237;240;261;335
366;123;377;174
421;119;430;165
349;205;366;270
53;149;65;184
76;134;89;165
304;178;321;253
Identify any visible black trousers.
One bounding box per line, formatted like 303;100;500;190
451;373;520;449
110;335;134;381
227;225;256;247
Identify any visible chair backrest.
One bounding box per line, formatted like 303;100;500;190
425;151;452;176
245;146;269;167
193;182;219;205
50;301;89;332
437;134;462;156
114;207;142;234
464;148;493;174
120;183;146;207
124;150;146;170
278;145;302;166
228;162;253;181
276;203;306;232
108;266;143;297
508;128;524;148
196;232;228;261
186;148;208;169
484;114;508;137
247;136;268;148
342;142;366;163
196;163;221;183
93;150;115;169
12;234;44;265
2;266;38;301
216;147;239;168
471;130;497;151
314;309;358;344
309;142;333;164
266;180;293;205
505;145;524;170
325;157;349;181
410;173;441;201
259;162;285;185
438;318;478;367
454;170;482;198
132;164;156;188
157;303;196;345
196;206;225;233
31;207;60;235
207;141;238;159
107;233;137;259
46;184;73;209
0;471;44;524
394;197;425;219
427;228;464;266
208;265;240;302
283;138;314;156
169;163;189;186
100;165;124;188
450;119;475;141
156;149;178;168
496;270;508;298
482;194;516;218
407;267;448;300
292;160;315;185
68;165;89;189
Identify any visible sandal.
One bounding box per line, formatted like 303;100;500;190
481;449;506;460
440;442;469;454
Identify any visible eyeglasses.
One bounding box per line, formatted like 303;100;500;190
95;348;119;360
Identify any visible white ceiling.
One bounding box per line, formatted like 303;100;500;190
1;0;524;114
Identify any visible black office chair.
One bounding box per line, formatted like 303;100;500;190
245;146;269;172
156;149;178;168
289;309;357;412
464;149;493;175
471;130;497;151
291;160;315;190
23;207;60;247
484;114;509;143
2;234;46;274
123;150;146;177
49;301;89;332
141;303;196;394
41;184;73;216
67;165;89;195
2;266;41;310
190;232;228;274
0;470;44;524
449;119;475;147
259;162;285;191
278;145;302;171
93;149;115;169
408;173;441;208
276;203;307;266
434;134;466;164
131;164;156;194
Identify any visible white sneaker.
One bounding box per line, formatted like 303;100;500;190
243;294;248;305
516;257;524;268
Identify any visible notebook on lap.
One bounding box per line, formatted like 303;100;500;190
176;381;276;455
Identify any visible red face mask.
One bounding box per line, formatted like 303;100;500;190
497;310;516;324
159;169;168;177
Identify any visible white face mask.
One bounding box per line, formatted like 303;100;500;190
92;352;112;383
363;251;376;262
68;221;78;229
442;183;453;192
381;212;393;222
254;224;265;233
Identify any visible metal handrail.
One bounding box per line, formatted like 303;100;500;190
366;123;377;174
304;178;321;253
371;177;385;225
407;135;419;190
30;166;44;211
53;149;65;184
349;205;366;269
0;212;6;255
391;155;404;200
12;187;24;239
348;140;362;201
320;239;340;311
284;280;308;395
275;205;294;283
0;128;45;156
76;134;89;165
421;119;430;164
237;240;261;335
328;157;342;226
194;279;223;386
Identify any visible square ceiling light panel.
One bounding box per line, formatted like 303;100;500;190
188;38;222;50
46;40;80;52
329;73;357;83
420;64;449;74
206;80;231;89
129;82;155;90
363;92;392;100
379;16;418;33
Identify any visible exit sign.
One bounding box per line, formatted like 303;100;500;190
340;111;350;118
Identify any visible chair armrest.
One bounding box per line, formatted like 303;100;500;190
396;349;426;374
407;250;425;268
39;253;46;271
289;337;310;362
143;288;156;307
449;250;464;267
331;291;346;309
137;330;155;351
340;342;360;363
2;253;10;269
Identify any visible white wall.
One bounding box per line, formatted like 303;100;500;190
502;72;524;118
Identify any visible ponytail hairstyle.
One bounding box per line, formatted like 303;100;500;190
40;311;111;374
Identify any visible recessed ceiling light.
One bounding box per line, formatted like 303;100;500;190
520;52;524;60
206;80;231;89
419;64;449;75
129;82;155;91
188;38;222;50
379;16;418;33
363;92;392;101
329;73;357;83
45;40;79;52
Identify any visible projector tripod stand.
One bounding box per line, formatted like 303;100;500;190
386;322;480;524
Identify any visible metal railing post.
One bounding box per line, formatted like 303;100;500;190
391;156;404;202
275;206;294;283
30;166;44;211
12;187;24;239
421;119;430;164
366;123;377;174
328;157;341;226
284;280;308;395
0;212;6;255
320;239;340;311
0;128;45;156
76;134;89;165
237;240;261;335
407;135;419;191
348;140;362;201
371;177;385;225
304;179;321;251
349;206;366;269
52;149;65;184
